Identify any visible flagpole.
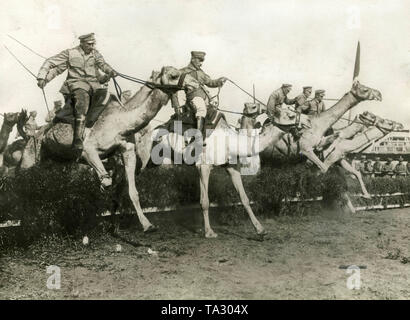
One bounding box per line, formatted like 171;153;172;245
348;41;360;124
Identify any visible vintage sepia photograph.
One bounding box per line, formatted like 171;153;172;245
1;0;410;303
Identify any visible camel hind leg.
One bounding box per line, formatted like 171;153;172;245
339;159;371;199
226;165;265;235
198;164;218;238
120;141;156;233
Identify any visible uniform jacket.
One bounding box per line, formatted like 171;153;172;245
395;162;407;174
305;98;326;116
382;162;394;174
353;160;364;172
266;88;295;118
373;161;383;172
363;161;373;173
37;45;114;93
180;63;223;101
295;93;310;113
24;117;39;136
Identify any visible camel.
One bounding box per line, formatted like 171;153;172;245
0;111;27;175
108;81;381;236
117;109;310;238
254;82;381;170
319;111;381;157
19;66;199;233
241;111;378;199
323;119;404;170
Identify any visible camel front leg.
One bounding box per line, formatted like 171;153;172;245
82;143;112;188
198;164;217;238
322;138;341;159
120;141;156;233
226;166;265;235
339;159;371;199
301;148;329;173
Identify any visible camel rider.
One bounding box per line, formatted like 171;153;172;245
382;158;394;177
45;100;63;123
24;111;40;137
179;51;227;144
266;84;296;120
36;33;118;153
295;86;313;114
394;157;407;177
373;157;383;176
305;90;326;117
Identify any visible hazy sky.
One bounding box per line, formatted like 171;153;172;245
1;0;410;138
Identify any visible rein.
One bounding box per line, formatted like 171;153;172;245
113;71;186;101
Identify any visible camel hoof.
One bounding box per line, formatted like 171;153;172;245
144;225;158;233
257;229;267;236
205;231;218;238
101;177;112;188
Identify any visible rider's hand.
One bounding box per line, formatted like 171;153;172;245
37;79;46;89
110;70;118;78
218;77;228;86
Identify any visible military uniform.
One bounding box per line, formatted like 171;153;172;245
266;84;295;119
179;51;226;146
373;157;383;176
382;159;394;177
295;86;312;114
37;45;114;93
394;158;407;177
180;59;224;118
305;90;326;117
363;160;374;177
24;113;39;137
36;33;116;152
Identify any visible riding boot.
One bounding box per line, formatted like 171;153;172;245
196;116;206;146
72;116;86;157
188;116;207;147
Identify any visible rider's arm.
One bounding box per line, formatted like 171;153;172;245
266;92;277;111
284;95;296;105
37;49;70;80
170;93;182;116
201;71;224;88
44;63;68;84
94;50;115;75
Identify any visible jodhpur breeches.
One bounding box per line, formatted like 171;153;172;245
190;97;207;118
72;89;91;120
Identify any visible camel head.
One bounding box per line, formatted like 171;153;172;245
154;66;200;94
2;112;20;127
392;121;404;131
350;81;382;102
376;119;403;132
358;111;381;126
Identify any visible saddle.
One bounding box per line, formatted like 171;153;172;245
53;89;118;128
158;105;226;139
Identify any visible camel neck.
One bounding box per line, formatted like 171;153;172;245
312;92;358;134
0;121;15;152
351;126;387;151
122;87;169;133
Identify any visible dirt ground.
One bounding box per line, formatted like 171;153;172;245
1;207;410;300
